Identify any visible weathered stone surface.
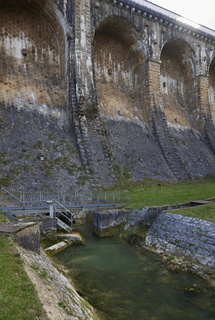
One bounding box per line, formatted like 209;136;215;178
45;241;70;255
145;212;215;272
125;207;162;229
57;232;84;244
125;203;191;230
0;222;40;253
93;209;130;236
19;246;99;320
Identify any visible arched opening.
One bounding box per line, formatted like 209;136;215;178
160;39;197;126
209;57;215;124
0;0;66;109
94;16;147;123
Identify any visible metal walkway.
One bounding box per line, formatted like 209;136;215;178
0;188;125;232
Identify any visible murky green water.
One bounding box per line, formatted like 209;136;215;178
56;230;215;320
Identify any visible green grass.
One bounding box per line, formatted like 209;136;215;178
0;211;7;224
112;177;215;209
0;211;47;320
170;203;215;223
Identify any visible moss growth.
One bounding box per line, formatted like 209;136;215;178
78;174;88;186
0;176;11;187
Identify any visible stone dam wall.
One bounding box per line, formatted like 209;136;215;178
0;0;215;191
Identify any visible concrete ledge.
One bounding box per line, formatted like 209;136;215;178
93;209;130;237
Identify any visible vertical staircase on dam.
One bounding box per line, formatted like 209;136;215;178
204;113;215;155
73;101;116;187
152;105;190;180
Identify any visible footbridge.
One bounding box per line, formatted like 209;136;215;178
0;188;125;232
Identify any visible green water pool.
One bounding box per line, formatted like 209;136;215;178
56;231;215;320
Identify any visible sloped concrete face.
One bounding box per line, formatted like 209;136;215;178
0;0;66;113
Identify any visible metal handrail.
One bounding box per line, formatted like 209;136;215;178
1;187;23;204
53;200;74;229
55;209;73;225
0;189;125;207
54;200;74;217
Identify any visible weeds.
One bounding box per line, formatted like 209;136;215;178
58;300;75;316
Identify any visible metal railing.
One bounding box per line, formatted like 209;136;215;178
0;188;127;208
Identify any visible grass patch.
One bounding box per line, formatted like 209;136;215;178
0;212;7;224
109;177;215;209
0;211;47;320
170;203;215;223
0;236;47;320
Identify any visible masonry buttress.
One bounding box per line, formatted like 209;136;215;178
199;74;215;154
73;0;115;186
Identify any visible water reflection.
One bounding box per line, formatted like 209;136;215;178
56;233;215;320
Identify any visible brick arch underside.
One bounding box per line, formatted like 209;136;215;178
0;0;66;109
209;59;215;125
94;18;147;122
160;39;197;127
160;40;215;178
94;17;174;181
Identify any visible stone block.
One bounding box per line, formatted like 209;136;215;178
0;222;40;253
93;209;130;237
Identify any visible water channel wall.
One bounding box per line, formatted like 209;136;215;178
145;212;215;274
93;208;215;276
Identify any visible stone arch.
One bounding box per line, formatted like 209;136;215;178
0;0;66;110
208;57;215;124
93;15;147;123
160;38;197;127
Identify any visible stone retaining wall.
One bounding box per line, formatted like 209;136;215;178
145;212;215;273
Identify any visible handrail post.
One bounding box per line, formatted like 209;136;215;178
47;200;55;218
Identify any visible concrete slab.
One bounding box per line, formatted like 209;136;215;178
0;222;37;234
